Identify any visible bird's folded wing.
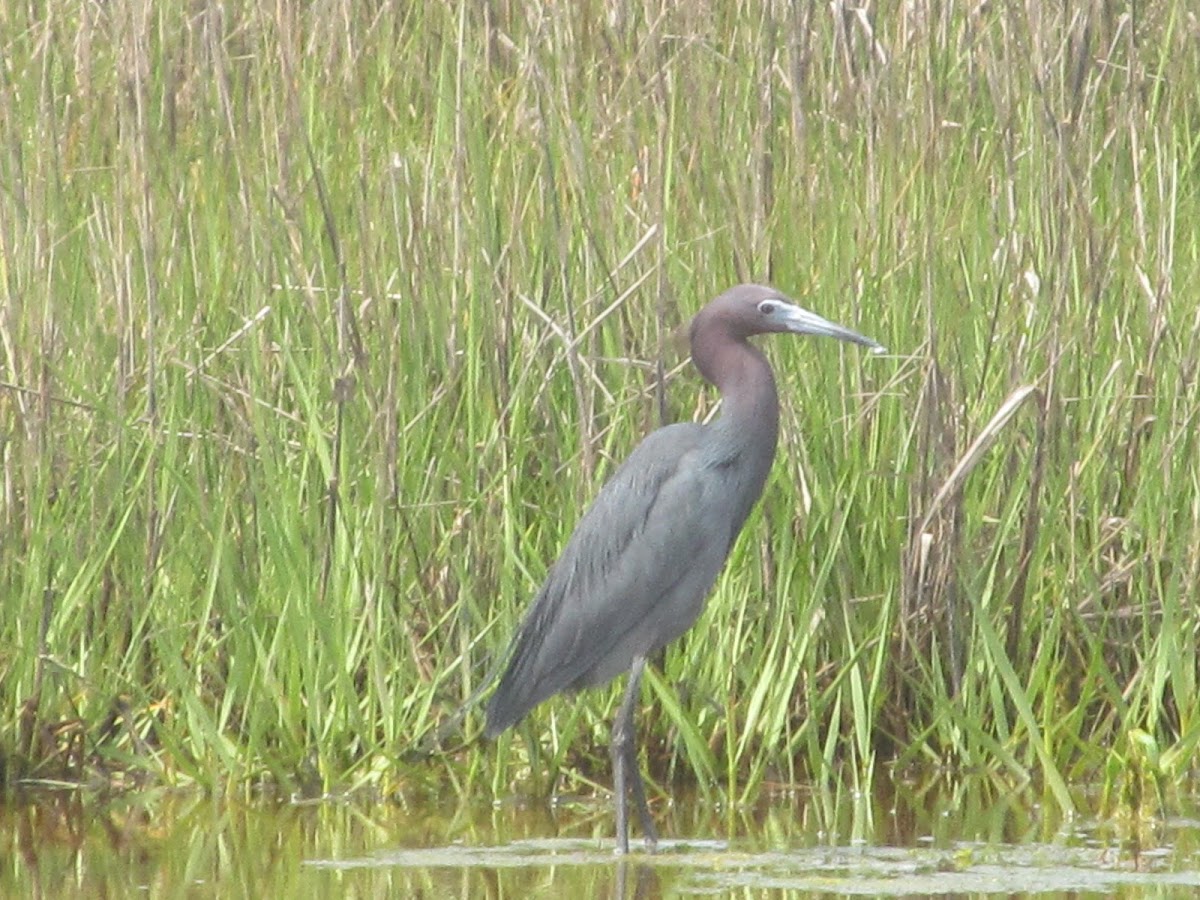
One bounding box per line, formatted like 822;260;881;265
486;423;734;732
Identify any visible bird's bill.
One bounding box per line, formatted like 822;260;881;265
780;302;886;354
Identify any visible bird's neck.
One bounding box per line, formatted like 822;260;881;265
698;336;781;460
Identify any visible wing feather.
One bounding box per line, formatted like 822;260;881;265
485;423;739;734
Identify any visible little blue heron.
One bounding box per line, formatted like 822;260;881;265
485;283;884;853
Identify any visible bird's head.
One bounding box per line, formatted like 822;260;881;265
705;284;886;352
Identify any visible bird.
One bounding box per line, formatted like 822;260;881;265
484;283;884;853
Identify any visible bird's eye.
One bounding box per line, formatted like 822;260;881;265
758;300;778;315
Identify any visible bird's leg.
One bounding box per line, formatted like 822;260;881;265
610;664;636;854
626;734;658;851
610;738;629;855
611;656;657;854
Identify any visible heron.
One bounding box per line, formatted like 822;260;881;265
485;283;884;853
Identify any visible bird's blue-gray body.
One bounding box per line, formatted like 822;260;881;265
484;413;775;735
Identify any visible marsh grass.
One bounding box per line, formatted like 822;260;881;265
2;1;1198;821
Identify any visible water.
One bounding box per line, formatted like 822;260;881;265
4;776;1199;897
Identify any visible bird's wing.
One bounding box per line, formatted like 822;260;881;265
486;423;738;734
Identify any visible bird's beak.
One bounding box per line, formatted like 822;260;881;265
779;302;886;354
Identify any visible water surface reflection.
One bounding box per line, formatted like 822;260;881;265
3;775;1198;897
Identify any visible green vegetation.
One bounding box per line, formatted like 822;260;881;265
2;1;1197;819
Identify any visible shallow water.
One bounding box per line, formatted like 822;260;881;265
4;776;1198;897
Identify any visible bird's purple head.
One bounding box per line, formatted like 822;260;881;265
698;284;886;353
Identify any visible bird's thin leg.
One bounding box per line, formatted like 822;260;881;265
610;661;637;854
626;734;658;851
610;737;629;855
611;656;657;854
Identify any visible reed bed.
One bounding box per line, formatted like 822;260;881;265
2;1;1197;820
